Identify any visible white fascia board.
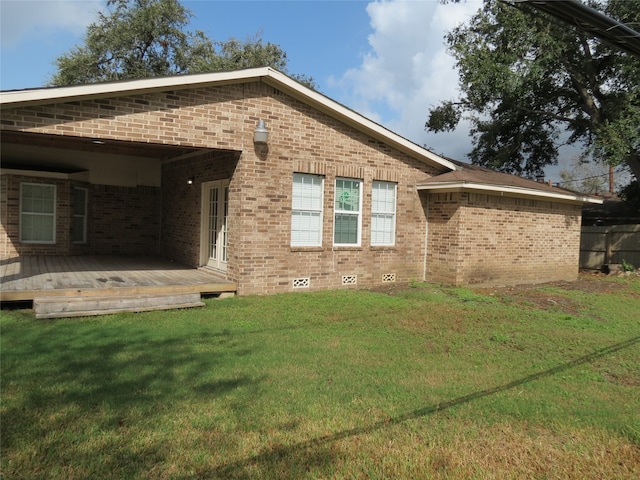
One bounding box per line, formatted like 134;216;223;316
417;181;604;204
262;69;457;172
0;68;272;106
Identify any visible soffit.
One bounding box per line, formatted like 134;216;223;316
1;131;206;160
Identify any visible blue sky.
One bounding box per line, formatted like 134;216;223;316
1;0;582;181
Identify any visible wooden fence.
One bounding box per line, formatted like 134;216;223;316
580;224;640;270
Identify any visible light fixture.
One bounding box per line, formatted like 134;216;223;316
253;119;269;144
187;177;194;185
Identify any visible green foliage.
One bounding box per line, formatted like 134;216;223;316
50;0;316;89
559;155;609;194
622;259;635;272
619;180;640;207
427;0;640;180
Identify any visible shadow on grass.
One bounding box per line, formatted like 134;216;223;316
209;335;640;479
0;319;265;478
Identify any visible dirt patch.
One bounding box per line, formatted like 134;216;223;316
473;274;618;315
603;372;640;387
367;272;638;317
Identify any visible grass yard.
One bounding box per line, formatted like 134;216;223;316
1;274;639;479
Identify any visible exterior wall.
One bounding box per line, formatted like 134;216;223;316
1;174;9;257
427;191;583;286
0;84;250;151
0;173;160;257
425;192;463;285
1;174;71;257
226;85;438;295
1;79;583;293
90;184;161;255
0;81;440;293
161;150;239;268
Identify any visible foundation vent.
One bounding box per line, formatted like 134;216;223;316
342;275;357;285
292;278;310;289
382;273;396;283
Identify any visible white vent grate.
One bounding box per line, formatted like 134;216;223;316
382;273;396;283
292;278;310;288
342;275;357;285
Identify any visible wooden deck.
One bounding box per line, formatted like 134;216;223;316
0;255;236;302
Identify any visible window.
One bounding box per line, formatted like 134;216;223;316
371;181;397;246
72;187;88;244
20;183;56;243
334;177;362;246
291;173;324;247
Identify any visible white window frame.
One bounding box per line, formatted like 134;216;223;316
333;177;363;247
371;181;397;246
19;182;56;244
72;187;88;244
291;173;324;247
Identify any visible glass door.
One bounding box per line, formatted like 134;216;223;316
201;181;229;272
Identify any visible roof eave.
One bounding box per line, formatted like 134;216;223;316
260;70;458;172
0;67;457;173
0;68;273;107
416;180;604;204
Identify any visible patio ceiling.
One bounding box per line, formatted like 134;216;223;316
0;131;225;175
1;131;204;160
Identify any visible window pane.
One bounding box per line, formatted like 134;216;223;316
372;181;396;213
22;184;56;214
335;179;360;212
20;184;56;243
334;213;358;244
291;173;323;247
293;173;323;211
72;216;86;243
371;181;396;246
73;188;87;215
372;214;394;245
21;213;55;242
291;211;322;246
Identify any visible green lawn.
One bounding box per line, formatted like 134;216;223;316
1;275;639;479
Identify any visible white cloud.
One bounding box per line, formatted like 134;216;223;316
333;0;481;162
0;0;103;48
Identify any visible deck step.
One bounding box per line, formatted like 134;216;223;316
34;293;205;319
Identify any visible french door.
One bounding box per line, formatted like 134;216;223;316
201;180;229;272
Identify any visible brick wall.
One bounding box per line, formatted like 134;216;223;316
427;191;583;286
0;174;160;257
161;150;239;268
225;85;438;295
425;192;462;285
1;79;584;292
89;184;161;255
1;175;71;257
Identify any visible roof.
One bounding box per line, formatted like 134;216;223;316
0;67;601;205
508;0;640;57
0;67;457;172
417;161;603;204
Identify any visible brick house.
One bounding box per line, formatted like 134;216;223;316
0;67;601;296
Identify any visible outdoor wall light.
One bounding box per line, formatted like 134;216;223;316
253;119;269;144
187;177;194;185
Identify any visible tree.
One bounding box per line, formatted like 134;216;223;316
558;156;608;194
50;0;315;89
426;0;640;181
